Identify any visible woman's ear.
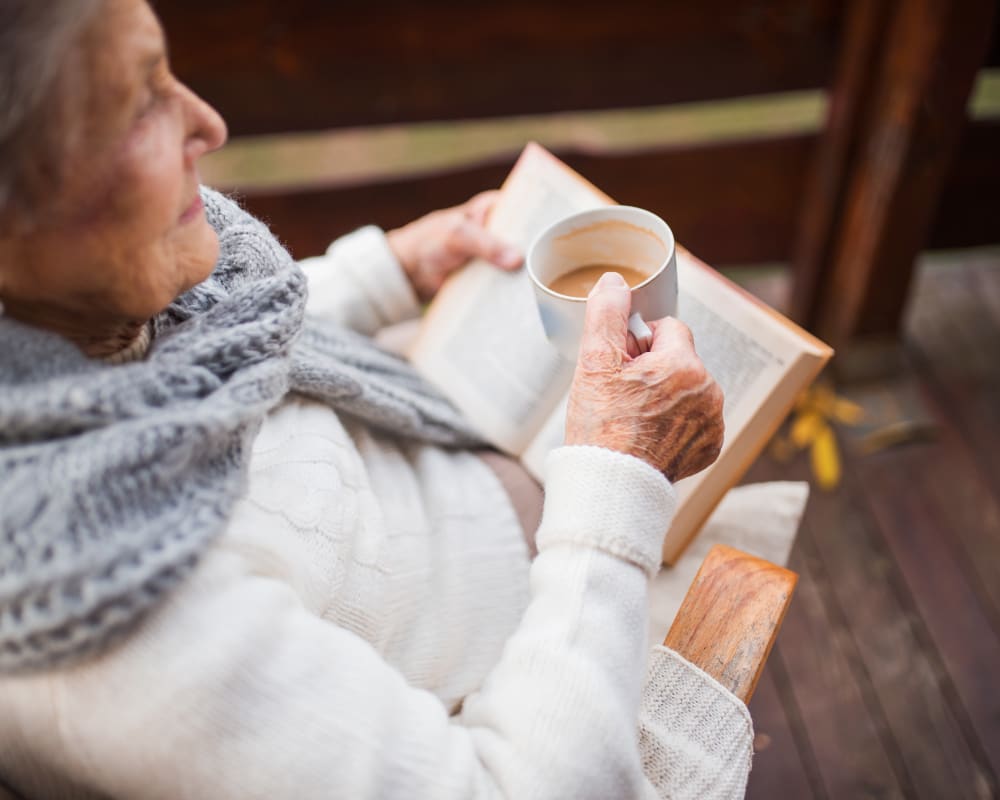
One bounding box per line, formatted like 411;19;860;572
0;239;11;295
0;191;38;239
0;209;31;290
0;182;13;236
0;202;16;241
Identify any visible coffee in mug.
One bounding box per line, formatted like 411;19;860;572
547;264;651;297
526;206;678;360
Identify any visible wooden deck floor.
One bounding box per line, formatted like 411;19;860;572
740;250;1000;800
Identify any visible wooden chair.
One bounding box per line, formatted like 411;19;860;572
666;544;797;704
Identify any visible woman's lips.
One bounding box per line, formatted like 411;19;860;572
179;193;204;224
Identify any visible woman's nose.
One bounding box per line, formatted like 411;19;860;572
182;83;228;163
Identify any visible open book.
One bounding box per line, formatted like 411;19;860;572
410;143;832;564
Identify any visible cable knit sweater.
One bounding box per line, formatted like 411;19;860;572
0;227;752;799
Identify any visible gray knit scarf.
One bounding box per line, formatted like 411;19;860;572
0;188;482;673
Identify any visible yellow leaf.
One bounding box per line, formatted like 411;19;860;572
811;424;841;489
832;397;864;425
811;383;837;415
791;410;824;448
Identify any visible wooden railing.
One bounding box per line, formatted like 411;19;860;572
162;0;1000;361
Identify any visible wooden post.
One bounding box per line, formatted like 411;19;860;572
790;0;892;332
791;0;995;374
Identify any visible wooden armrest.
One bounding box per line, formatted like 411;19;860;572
663;544;797;703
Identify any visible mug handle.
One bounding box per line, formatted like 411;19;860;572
628;312;654;354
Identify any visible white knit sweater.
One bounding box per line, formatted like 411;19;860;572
0;228;752;799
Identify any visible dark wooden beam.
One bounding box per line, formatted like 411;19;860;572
159;0;842;136
789;0;892;328
930;120;1000;251
792;0;997;357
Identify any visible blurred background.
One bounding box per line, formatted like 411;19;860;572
160;1;999;797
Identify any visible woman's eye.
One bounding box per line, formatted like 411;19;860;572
136;90;157;120
136;71;173;122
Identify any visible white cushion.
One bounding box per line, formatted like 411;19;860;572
648;481;808;645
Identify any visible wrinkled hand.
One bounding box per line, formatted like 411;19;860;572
565;272;725;483
386;191;523;302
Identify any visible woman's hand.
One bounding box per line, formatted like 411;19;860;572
565;272;725;483
386;192;523;302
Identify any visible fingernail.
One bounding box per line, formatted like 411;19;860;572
499;247;522;268
596;271;627;289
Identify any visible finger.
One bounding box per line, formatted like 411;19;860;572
463;191;501;226
451;220;522;270
648;316;696;355
626;330;641;359
579;272;632;362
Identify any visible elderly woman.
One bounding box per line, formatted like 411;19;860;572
0;1;750;798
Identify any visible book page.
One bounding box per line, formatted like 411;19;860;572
662;251;831;562
676;255;792;438
409;143;831;564
518;249;831;564
410;144;609;454
519;258;801;480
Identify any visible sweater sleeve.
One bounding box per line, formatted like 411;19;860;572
0;447;710;800
298;226;421;335
639;647;754;799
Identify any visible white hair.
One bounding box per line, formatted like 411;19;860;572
0;0;102;217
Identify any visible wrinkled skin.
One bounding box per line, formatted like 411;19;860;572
387;190;522;302
565;272;725;482
0;0;720;482
0;0;228;357
0;0;518;357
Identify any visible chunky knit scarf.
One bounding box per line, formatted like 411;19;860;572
0;188;482;673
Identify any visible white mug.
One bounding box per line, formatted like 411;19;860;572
526;206;678;361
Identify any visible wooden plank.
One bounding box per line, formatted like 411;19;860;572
929;122;1000;251
906;253;1000;507
742;258;1000;797
989;13;1000;66
773;538;908;798
969;256;1000;338
0;779;21;800
749;446;1000;796
906;394;1000;627
235;135;815;262
854;435;1000;787
806;449;998;798
740;455;909;799
906;252;1000;505
664;545;797;703
746;662;821;800
969;249;1000;314
159;0;842;136
809;0;996;349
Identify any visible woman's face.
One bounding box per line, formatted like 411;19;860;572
0;0;227;335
